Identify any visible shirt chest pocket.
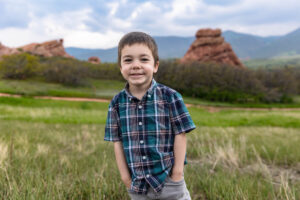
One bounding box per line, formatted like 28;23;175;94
145;103;170;131
156;103;170;130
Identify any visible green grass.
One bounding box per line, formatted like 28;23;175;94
243;56;300;69
1;96;300;127
183;96;300;108
1;78;300;108
0;78;125;99
189;107;300;128
0;96;299;199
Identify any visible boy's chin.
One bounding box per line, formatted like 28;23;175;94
128;79;150;87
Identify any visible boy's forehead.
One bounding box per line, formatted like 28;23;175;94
121;43;152;56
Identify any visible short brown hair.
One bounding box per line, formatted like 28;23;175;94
118;32;159;66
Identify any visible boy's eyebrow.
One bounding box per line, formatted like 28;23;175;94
122;55;132;58
122;54;151;58
140;54;150;57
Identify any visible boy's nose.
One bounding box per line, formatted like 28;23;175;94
132;60;141;69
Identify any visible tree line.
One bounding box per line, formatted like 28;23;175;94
0;53;299;103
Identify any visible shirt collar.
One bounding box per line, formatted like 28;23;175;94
124;79;157;100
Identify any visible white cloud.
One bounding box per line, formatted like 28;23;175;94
107;2;120;16
0;27;50;47
1;0;300;48
0;7;123;48
153;0;300;36
64;30;123;48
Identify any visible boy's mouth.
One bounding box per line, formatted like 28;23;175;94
130;73;144;77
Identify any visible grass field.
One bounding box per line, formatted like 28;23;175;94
0;79;125;99
0;96;299;199
1;78;300;108
243;55;300;69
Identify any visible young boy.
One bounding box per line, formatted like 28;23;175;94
105;32;196;200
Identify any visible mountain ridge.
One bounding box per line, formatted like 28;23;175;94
66;27;300;62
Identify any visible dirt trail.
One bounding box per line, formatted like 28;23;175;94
1;92;300;112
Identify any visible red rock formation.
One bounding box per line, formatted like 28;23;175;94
19;39;73;58
0;43;19;57
88;56;101;64
182;28;244;68
0;39;73;59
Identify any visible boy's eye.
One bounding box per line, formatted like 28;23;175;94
123;58;132;63
141;58;149;62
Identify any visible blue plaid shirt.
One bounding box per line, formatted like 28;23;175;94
104;79;196;194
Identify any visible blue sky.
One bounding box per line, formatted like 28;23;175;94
0;0;300;49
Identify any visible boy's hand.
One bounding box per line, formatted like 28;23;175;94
123;177;132;189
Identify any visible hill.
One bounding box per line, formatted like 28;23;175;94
65;27;300;62
253;28;300;58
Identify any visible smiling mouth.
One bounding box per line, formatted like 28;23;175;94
130;73;144;76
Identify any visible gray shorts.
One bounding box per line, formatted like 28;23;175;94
127;176;191;200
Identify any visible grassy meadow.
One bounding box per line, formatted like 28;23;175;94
1;78;300;108
0;93;299;199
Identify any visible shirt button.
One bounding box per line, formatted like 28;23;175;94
142;156;147;160
146;174;150;178
139;122;142;126
147;94;151;98
138;105;142;109
129;98;132;101
140;140;144;144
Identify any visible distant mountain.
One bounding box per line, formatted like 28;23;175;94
66;27;300;62
253;28;300;58
66;36;194;62
221;31;280;59
154;36;194;59
66;47;117;61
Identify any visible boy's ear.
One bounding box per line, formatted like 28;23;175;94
154;61;159;73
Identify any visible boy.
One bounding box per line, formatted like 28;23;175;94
105;32;196;200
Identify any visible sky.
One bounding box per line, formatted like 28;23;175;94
0;0;300;49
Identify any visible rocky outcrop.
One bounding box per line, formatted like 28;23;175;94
88;56;101;64
0;39;73;59
0;43;19;57
182;28;244;68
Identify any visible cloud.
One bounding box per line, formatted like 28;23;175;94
0;0;31;28
0;7;123;48
64;30;124;48
0;0;300;48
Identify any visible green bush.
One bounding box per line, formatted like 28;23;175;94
0;53;41;79
255;66;298;103
84;62;123;81
155;61;298;103
0;53;298;103
42;57;89;86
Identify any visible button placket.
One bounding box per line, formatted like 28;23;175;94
137;100;145;164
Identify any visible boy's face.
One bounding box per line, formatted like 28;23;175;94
120;43;159;89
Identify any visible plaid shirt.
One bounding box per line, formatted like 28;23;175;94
104;79;196;194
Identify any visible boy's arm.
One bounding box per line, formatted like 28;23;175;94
114;141;131;189
171;132;187;181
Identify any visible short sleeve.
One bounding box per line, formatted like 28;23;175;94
104;103;121;142
169;92;196;135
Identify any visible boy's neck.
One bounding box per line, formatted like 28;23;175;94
128;81;152;100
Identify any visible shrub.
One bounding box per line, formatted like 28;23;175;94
42;57;89;86
0;53;40;79
155;60;298;103
1;53;298;103
255;66;298;103
84;62;123;81
156;61;265;103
